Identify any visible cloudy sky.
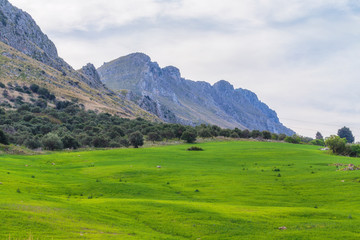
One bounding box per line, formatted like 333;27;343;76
10;0;360;141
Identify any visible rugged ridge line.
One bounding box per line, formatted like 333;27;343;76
98;53;295;135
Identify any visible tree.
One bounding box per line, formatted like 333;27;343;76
337;126;354;143
315;131;323;140
262;131;272;139
129;131;144;148
181;130;197;143
30;84;39;93
0;129;9;145
61;134;80;149
198;129;212;138
251;130;261;139
325;135;346;154
241;129;250;138
42;133;63;150
147;132;162;142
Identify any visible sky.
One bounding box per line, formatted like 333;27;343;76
9;0;360;141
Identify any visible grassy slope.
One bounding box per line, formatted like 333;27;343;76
1;141;360;239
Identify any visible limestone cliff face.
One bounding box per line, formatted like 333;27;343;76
98;53;295;135
0;1;158;121
77;63;105;89
0;0;70;72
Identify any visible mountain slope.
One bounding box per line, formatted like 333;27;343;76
0;0;158;121
98;53;294;135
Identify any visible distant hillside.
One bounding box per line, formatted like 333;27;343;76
98;53;294;135
0;0;158;121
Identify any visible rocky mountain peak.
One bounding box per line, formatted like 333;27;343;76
213;80;235;93
162;66;181;79
0;0;68;71
98;53;295;135
78;63;103;88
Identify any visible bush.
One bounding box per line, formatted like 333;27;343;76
61;135;80;149
181;130;197;143
24;138;41;149
198;129;212;138
187;146;204;151
0;129;9;145
92;135;109;148
325;135;346;155
310;139;325;146
284;135;301;144
129;131;144;148
42;133;63;150
230;132;240;138
147;132;162;142
262;131;272;139
30;84;39;93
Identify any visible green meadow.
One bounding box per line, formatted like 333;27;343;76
1;141;360;239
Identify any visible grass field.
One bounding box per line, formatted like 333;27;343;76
1;141;360;239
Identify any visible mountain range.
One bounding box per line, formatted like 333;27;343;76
0;0;294;135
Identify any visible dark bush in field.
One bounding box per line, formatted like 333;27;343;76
187;146;204;151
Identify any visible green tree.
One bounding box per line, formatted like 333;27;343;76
181;130;197;143
315;131;323;140
0;129;9;145
61;135;80;149
251;130;261;138
325;135;347;154
198;129;212;138
129;131;144;148
338;126;354;143
262;131;272;139
147;132;162;142
42;133;63;150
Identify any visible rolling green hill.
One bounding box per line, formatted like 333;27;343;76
1;141;359;239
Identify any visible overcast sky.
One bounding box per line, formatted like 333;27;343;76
10;0;360;141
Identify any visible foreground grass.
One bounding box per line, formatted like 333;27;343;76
1;141;360;239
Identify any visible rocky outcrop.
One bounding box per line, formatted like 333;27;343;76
77;63;105;89
0;0;71;73
98;53;294;135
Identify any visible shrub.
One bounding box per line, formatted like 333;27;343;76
262;131;272;139
310;139;325;146
42;133;63;150
129;131;144;148
181;130;197;143
92;135;109;148
241;129;250;138
24;138;41;149
147;132;162;142
325;135;346;155
30;84;39;93
251;130;262;138
61;135;80;149
187;146;204;151
0;129;9;145
284;135;301;144
230;132;240;138
198;129;212;138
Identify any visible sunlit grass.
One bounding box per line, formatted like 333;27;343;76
1;141;360;239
